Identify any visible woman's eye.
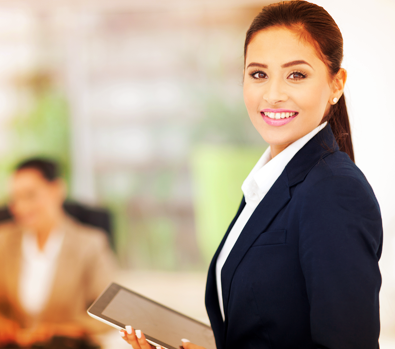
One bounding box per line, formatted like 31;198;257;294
251;71;267;79
288;72;306;80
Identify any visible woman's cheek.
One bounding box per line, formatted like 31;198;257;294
244;82;255;101
244;87;260;116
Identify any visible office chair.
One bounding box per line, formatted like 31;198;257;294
0;201;113;248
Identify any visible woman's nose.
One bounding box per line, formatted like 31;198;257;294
262;79;288;105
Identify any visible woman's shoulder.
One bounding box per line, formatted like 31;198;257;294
0;220;20;241
304;150;373;191
63;215;112;254
297;150;380;213
0;221;21;259
296;149;382;256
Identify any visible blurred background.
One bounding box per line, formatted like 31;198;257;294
0;0;394;347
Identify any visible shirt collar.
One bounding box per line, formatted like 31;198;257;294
22;229;65;260
242;122;328;208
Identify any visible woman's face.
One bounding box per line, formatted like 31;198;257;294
243;26;337;156
9;169;65;231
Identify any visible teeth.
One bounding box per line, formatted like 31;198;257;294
263;111;297;119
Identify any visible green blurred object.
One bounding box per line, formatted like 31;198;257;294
191;145;267;265
0;84;70;204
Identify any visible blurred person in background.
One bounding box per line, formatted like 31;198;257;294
0;158;116;347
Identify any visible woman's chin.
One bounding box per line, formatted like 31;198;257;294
257;130;299;149
16;218;40;231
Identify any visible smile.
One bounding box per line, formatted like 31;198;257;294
262;111;298;119
260;109;299;126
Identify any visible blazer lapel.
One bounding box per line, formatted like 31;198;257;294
206;123;339;344
205;197;246;348
38;216;76;322
221;172;290;318
6;227;24;318
286;123;338;187
220;123;338;321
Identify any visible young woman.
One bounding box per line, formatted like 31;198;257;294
120;1;383;348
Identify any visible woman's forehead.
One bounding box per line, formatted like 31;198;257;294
245;26;322;66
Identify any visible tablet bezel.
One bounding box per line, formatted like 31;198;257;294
87;282;213;349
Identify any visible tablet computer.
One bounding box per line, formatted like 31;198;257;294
87;282;216;349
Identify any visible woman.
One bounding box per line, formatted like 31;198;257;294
0;159;116;347
120;1;383;348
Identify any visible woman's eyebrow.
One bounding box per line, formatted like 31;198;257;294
246;60;313;70
246;62;268;69
281;60;313;69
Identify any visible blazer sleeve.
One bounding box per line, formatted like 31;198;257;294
83;231;117;303
298;175;382;349
77;230;118;333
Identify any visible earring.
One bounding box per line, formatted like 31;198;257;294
332;97;338;104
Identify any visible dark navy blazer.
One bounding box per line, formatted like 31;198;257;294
205;124;382;349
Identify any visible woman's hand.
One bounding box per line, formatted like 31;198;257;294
180;339;206;349
119;326;206;349
0;317;19;345
15;322;86;347
120;326;158;349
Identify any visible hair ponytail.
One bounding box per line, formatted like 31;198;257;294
244;0;355;162
327;94;354;162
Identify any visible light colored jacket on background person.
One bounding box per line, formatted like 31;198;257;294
0;214;116;333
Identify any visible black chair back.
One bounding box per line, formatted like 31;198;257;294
0;202;113;248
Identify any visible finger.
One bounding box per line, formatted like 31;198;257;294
135;329;154;349
122;326;140;349
181;339;190;349
119;326;140;349
181;339;206;349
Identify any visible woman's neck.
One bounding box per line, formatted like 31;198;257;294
270;142;292;159
34;213;63;251
36;228;53;251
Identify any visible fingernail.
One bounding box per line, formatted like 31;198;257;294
119;330;125;337
181;339;190;343
156;347;161;349
126;325;132;334
135;329;141;339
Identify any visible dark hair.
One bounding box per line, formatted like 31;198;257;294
244;0;354;162
16;158;60;182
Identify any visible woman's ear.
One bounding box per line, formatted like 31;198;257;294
331;68;347;101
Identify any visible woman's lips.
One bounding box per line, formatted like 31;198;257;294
260;109;299;126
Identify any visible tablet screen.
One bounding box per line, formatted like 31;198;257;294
88;283;215;349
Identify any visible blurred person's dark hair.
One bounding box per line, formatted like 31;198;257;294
16;158;60;182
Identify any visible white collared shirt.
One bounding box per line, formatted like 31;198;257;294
19;230;65;315
215;122;327;321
